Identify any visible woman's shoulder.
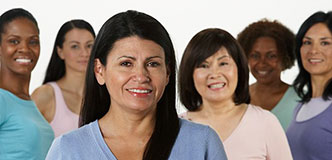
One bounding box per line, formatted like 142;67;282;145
178;118;216;139
247;104;280;123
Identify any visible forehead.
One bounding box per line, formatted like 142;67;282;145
206;46;232;60
2;18;38;36
64;28;94;42
108;36;165;59
305;23;332;37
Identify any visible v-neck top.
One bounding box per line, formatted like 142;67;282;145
46;119;227;160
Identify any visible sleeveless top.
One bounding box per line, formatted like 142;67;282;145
48;82;79;137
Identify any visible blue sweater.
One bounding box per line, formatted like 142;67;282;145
46;119;227;160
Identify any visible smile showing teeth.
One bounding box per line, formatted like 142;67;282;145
309;59;323;63
257;71;268;75
15;58;32;63
128;89;152;93
209;83;225;89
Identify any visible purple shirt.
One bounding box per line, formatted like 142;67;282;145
286;102;332;160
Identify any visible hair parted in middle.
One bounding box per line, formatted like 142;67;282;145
179;28;250;111
80;10;179;160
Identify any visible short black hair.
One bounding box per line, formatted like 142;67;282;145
0;8;39;42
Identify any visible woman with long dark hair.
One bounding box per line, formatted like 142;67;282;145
32;20;95;137
286;11;332;159
46;10;227;160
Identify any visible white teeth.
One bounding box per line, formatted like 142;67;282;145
257;71;268;75
128;89;151;93
309;59;323;63
16;58;32;63
209;83;225;89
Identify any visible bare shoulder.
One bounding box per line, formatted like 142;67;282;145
32;84;55;111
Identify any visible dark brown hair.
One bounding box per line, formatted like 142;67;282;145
237;19;295;70
179;28;250;111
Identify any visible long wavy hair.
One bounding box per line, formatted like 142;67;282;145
80;10;179;159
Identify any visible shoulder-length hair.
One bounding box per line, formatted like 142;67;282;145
237;19;296;70
80;10;179;160
293;11;332;102
43;19;95;84
179;28;250;111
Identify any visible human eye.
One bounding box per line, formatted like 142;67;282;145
302;40;311;45
219;62;228;66
120;61;132;67
29;39;40;45
147;61;160;67
9;39;19;45
71;44;79;49
87;43;93;49
267;53;277;59
321;41;331;46
197;63;209;68
249;53;259;59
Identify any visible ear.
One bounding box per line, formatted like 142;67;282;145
94;58;105;85
57;46;65;60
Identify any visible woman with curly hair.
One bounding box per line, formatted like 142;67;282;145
237;19;300;130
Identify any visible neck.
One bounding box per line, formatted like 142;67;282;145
99;105;156;139
311;75;331;98
252;79;288;92
199;98;237;117
57;69;86;94
0;72;31;100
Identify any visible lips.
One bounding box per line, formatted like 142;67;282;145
127;88;152;93
308;58;324;64
15;58;32;64
257;70;268;76
208;82;226;89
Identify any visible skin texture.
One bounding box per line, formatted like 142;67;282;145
187;47;247;142
94;36;169;160
32;28;95;122
248;36;288;111
0;18;40;100
300;23;332;97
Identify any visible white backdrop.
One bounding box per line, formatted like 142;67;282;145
1;0;331;113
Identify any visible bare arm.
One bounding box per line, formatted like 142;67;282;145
31;84;55;123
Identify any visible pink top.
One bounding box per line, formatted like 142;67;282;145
48;82;79;137
180;104;292;160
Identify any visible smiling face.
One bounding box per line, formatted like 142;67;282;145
95;36;169;114
248;36;283;84
57;28;94;73
300;23;332;79
0;18;40;76
193;47;238;104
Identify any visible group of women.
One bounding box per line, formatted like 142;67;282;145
0;7;331;160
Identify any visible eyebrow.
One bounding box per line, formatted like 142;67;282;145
303;36;332;40
217;55;230;60
117;55;163;60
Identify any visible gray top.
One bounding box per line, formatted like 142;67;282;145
46;119;227;160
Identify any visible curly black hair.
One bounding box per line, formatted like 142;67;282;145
237;19;295;70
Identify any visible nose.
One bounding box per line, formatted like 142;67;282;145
208;65;221;79
133;65;151;83
81;47;90;58
18;41;29;53
309;42;319;55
